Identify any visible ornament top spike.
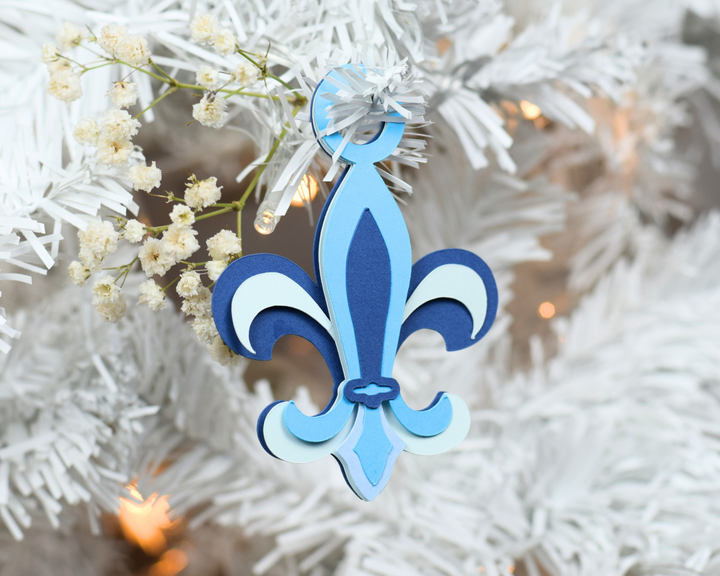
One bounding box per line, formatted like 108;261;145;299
212;64;498;501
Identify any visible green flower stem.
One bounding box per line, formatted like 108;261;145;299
79;41;104;59
237;48;304;101
175;82;273;101
226;103;302;256
223;87;254;100
134;85;178;119
113;59;279;101
162;275;180;293
148;58;174;82
80;62;115;74
84;26;98;42
147;192;186;203
194;206;234;221
236;103;302;210
147;205;235;235
117;61;168;82
237;208;242;253
116;256;139;287
135;109;300;270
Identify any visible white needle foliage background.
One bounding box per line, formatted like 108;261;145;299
2;0;720;575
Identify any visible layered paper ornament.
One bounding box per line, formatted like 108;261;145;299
213;65;498;501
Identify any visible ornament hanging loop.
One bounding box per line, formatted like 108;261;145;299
311;65;405;166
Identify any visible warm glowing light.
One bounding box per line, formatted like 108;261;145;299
499;100;519;116
119;484;177;556
291;174;319;207
148;548;189;576
538;302;556;319
520;100;542;120
507;566;516;574
254;210;277;235
436;37;452;55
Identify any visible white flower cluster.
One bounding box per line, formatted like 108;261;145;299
72;219;118;276
196;66;222;90
185;175;222;209
43;23;83;104
97;24;150;67
128;161;162;193
233;61;259;88
69;169;237;365
68;220;128;322
45;22;150;106
73;109;141;167
107;80;139;108
91;275;127;322
193;60;261;95
189;14;236;56
192;93;228;128
130;172;241;364
188;14;261;129
55;21;83;51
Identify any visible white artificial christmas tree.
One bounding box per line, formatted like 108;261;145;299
2;0;720;574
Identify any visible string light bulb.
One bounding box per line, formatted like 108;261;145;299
520;100;542;120
148;548;189;576
254;208;277;235
291;174;318;207
538;301;556;319
118;483;177;556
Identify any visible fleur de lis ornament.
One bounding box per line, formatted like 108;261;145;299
212;65;498;501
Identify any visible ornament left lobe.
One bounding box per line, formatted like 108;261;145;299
212;253;350;463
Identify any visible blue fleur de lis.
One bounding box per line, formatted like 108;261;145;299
212;65;498;501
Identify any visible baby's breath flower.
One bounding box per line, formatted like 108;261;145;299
47;69;82;103
170;205;195;228
98;24;128;57
41;43;60;63
95;295;127;323
73;118;100;146
96;137;133;167
208;335;241;366
124;219;146;243
108;81;139;108
115;34;151;67
233;61;259;87
92;275;120;305
180;286;212;317
213;28;236;55
192;316;218;344
206;259;228;281
79;246;102;273
192;93;228;128
56;22;83;51
190;14;218;44
138;279;167;312
68;261;91;286
139;237;175;277
206;229;241;261
185;176;222;209
129;161;162;193
47;59;72;74
196;66;221;90
99;109;141;140
176;270;202;298
79;220;119;260
162;224;200;261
